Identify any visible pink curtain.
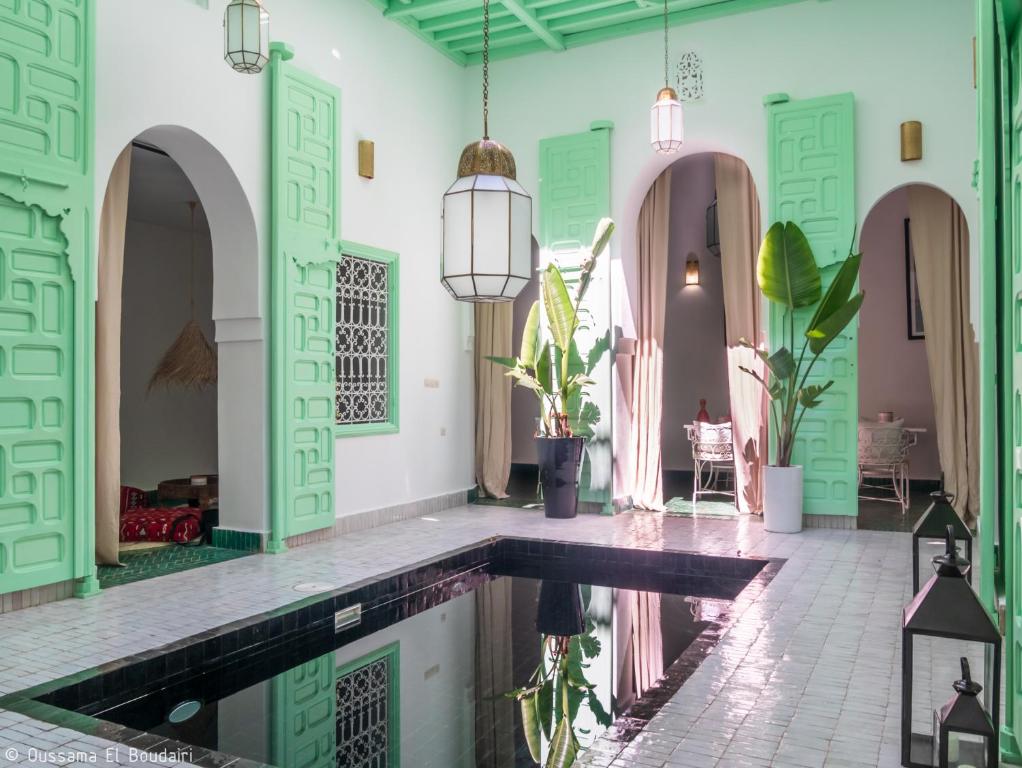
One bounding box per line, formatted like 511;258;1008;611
629;171;672;510
95;146;133;565
714;154;766;514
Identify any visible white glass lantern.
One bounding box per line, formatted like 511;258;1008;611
224;0;269;74
650;86;684;154
442;140;532;302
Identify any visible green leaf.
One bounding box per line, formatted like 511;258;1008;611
806;252;862;338
738;365;785;401
569;401;600;438
509;370;544;394
578;631;601;659
545;717;577;768
586;689;613;728
760;347;795;381
806;291;864;355
486;355;520;369
537;679;554;739
797;380;835;408
590;217;615;259
757;221;821;309
520;301;541;368
543;264;577;353
536;342;553;394
521;693;543;764
586;332;611;375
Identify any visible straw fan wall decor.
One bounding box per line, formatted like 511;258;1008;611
148;201;218;392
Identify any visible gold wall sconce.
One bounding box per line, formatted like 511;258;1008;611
685;254;700;286
358;140;374;179
900;121;922;161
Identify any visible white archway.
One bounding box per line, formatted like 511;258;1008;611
103;126;267;537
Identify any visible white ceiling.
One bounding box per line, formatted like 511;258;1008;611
126;144;209;232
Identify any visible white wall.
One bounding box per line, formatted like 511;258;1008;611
96;0;475;529
859;186;941;480
120;215;218;489
662;155;730;472
480;0;976;499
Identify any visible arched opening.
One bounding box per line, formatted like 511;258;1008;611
856;183;976;532
623;151;765;516
94;127;263;586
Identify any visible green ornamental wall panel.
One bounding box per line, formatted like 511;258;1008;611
766;92;857;518
271;655;336;768
0;0;94;596
538;124;613;512
269;45;340;548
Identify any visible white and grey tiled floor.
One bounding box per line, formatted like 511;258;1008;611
0;506;962;767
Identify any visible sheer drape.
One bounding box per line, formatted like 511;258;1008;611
629;171;672;510
95;146;133;566
714;154;766;514
908;186;980;524
474;303;514;498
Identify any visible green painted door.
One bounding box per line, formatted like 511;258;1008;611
766;93;857;519
0;0;94;595
269;45;340;548
538;124;613;512
271;655;336;768
0;196;75;592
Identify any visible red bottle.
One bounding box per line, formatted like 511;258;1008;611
695;399;710;423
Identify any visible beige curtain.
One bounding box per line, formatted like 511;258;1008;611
474;303;514;498
714;154;767;515
474;579;515;768
908;187;980;524
630;171;672;510
95;146;133;566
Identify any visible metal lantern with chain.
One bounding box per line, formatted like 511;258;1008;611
902;526;1000;768
650;0;683;154
224;0;270;74
441;0;532;302
931;658;997;768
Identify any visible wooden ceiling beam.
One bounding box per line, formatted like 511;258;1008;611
499;0;565;50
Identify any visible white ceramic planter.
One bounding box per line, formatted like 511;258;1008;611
763;465;803;533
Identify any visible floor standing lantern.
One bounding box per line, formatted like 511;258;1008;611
931;658;997;768
912;490;973;594
902;526;1000;768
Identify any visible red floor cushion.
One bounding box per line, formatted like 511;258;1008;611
120;507;202;544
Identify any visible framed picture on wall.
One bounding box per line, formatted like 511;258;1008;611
904;218;925;340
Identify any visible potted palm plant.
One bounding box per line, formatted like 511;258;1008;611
740;221;864;533
490;219;614;519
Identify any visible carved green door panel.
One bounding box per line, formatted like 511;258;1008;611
538;124;613;512
0;0;94;594
0;195;75;592
766;93;857;519
269;45;340;548
271;654;336;768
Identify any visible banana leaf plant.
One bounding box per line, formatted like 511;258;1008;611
505;620;612;768
488;219;615;439
740;221;865;467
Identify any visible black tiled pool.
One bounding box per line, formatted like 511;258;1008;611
1;538;779;768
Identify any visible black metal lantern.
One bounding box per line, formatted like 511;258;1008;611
706;194;720;256
912;490;973;594
902;527;1000;768
931;658;997;768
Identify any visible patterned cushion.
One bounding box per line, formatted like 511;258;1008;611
120;507;202;544
119;486;147;515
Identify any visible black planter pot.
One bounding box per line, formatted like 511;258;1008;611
536;436;584;519
535;580;585;637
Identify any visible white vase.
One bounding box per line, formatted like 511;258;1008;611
763;465;803;533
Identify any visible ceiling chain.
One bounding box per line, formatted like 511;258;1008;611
483;0;490;139
663;0;669;88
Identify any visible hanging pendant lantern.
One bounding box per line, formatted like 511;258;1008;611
441;0;532;302
224;0;270;74
149;202;218;393
650;0;683;154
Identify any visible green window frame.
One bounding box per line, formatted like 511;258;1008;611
335;642;400;767
335;240;400;437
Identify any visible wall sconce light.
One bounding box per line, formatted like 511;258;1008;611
358;140;374;179
901;121;923;161
685;254;700;286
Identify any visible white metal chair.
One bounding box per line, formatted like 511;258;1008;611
686;421;737;505
857;421;916;512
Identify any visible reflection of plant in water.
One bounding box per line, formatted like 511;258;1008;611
505;619;613;768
